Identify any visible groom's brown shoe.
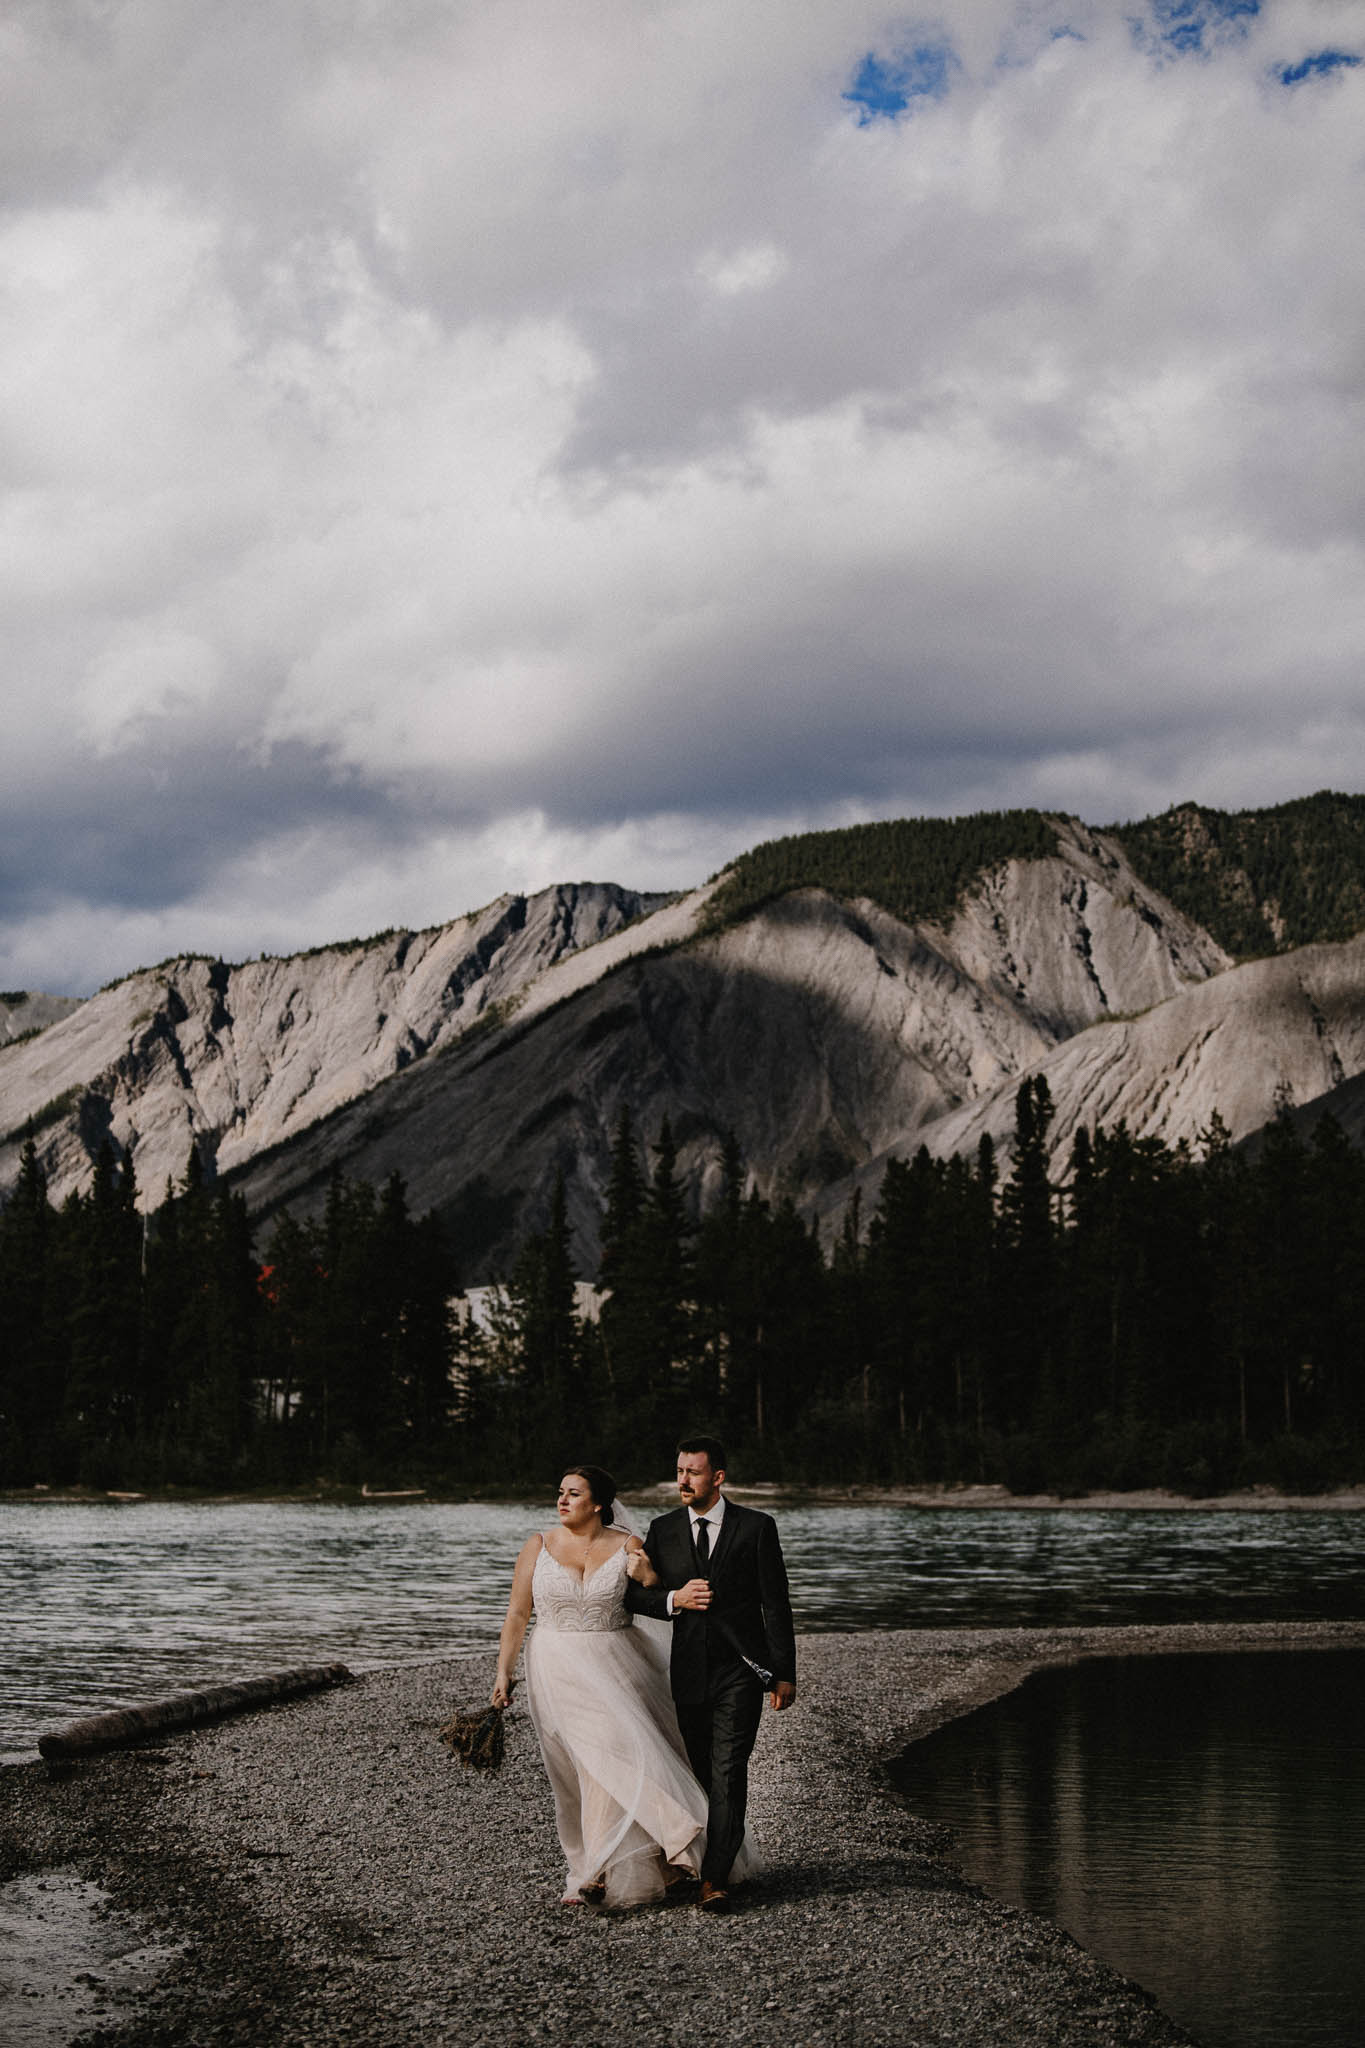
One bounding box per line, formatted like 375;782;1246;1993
698;1880;729;1913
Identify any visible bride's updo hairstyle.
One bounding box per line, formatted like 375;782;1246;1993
563;1464;617;1526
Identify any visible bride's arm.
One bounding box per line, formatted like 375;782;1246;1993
491;1534;541;1705
623;1534;659;1588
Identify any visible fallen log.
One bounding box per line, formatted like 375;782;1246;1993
37;1662;355;1759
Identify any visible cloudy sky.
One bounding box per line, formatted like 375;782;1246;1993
4;0;1364;993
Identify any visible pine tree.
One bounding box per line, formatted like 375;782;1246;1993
996;1077;1058;1446
509;1171;584;1454
63;1144;143;1482
597;1116;693;1463
0;1139;57;1483
598;1107;646;1290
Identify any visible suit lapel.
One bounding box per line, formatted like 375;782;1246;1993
661;1507;696;1583
708;1496;742;1579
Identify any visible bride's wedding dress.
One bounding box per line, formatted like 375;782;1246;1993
523;1540;757;1909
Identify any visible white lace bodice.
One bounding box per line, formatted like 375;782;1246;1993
532;1540;633;1633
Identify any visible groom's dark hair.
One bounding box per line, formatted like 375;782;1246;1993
677;1434;727;1473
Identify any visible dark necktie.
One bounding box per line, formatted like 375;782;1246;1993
694;1517;710;1571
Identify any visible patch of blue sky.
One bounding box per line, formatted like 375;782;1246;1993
844;35;959;123
1277;48;1361;85
1135;0;1260;58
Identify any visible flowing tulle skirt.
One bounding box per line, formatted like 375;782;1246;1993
524;1619;758;1909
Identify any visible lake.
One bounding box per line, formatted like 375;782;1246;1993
891;1649;1365;2048
2;1498;1361;1761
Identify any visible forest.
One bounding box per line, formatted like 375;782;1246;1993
1110;789;1365;959
1;1084;1361;1497
699;790;1365;962
702;809;1060;934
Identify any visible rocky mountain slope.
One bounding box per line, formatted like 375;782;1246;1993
0;882;670;1211
205;816;1238;1272
4;801;1364;1277
878;928;1365;1178
0;990;83;1046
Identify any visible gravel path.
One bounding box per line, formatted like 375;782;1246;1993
6;1619;1364;2047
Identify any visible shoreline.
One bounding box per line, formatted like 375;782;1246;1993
6;1619;1364;2045
4;1480;1364;1511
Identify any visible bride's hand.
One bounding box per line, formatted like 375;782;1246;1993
491;1673;515;1707
624;1537;656;1585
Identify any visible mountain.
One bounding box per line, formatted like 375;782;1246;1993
1;990;83;1046
225;815;1235;1272
1109;790;1365;959
4;796;1365;1277
0;882;671;1214
878;928;1365;1182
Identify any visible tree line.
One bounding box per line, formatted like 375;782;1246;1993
699;791;1365;960
1;1085;1362;1493
1111;789;1365;958
703;810;1059;935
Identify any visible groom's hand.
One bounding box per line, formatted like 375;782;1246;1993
673;1577;712;1610
768;1680;796;1712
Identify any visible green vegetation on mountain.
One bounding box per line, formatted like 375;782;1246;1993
704;810;1060;932
1111;791;1365;959
700;791;1365;958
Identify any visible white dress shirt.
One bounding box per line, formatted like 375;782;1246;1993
665;1495;725;1615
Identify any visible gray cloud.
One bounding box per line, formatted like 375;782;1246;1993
2;0;1364;993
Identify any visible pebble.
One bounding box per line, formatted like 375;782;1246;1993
4;1619;1362;2045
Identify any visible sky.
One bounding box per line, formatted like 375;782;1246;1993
3;0;1365;994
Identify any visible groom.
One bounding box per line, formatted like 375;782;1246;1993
627;1434;796;1911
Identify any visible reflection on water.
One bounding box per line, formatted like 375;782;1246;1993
892;1651;1365;2048
1;1500;1362;1761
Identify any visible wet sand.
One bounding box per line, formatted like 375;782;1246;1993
5;1618;1364;2045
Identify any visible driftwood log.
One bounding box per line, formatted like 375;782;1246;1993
37;1662;355;1759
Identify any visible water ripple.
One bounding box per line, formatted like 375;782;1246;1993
2;1501;1361;1761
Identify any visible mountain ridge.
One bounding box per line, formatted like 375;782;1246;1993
4;794;1365;1275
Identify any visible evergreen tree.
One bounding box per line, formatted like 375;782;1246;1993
995;1077;1058;1442
597;1116;693;1462
0;1139;57;1483
508;1171;584;1454
63;1144;143;1482
598;1107;646;1291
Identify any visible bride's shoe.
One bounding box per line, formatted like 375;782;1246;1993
578;1874;607;1904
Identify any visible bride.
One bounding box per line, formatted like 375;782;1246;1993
492;1462;756;1910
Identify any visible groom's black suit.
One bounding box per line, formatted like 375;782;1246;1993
627;1499;796;1886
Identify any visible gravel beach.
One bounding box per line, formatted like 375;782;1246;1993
5;1619;1364;2047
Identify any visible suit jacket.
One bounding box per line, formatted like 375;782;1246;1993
626;1498;796;1706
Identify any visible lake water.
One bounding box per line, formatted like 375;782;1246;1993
892;1650;1365;2048
2;1499;1361;1762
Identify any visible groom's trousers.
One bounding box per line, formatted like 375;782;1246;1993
674;1663;764;1885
